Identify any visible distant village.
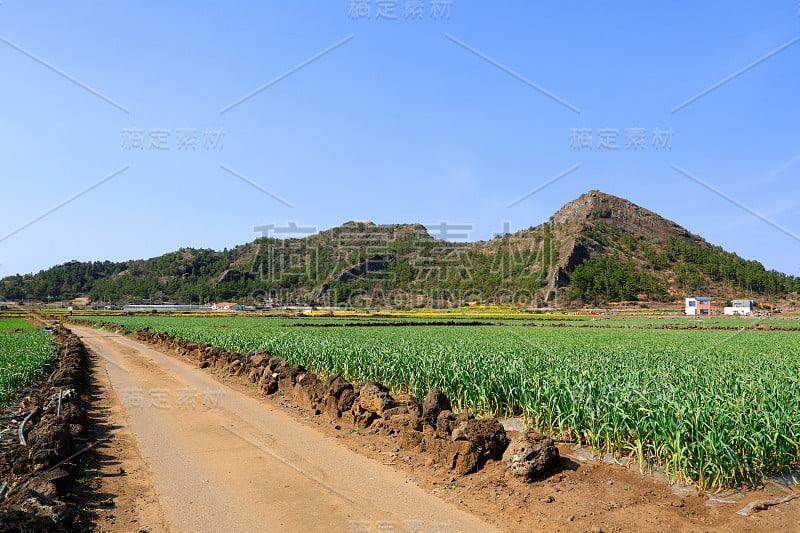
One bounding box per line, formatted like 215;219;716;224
684;297;779;316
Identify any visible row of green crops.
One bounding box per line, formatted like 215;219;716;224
75;315;800;490
0;318;55;408
74;313;800;329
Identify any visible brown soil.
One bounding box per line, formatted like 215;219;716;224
83;343;170;532
70;324;800;533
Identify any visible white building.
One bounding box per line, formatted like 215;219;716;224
211;302;243;310
724;299;754;316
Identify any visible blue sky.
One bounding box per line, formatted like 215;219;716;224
1;1;799;278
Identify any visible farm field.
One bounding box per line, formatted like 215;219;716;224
0;318;54;408
59;308;800;328
73;314;800;490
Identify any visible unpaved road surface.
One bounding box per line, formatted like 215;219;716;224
71;325;497;533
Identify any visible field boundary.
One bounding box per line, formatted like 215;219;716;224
0;323;95;531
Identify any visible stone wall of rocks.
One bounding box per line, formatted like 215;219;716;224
0;326;91;532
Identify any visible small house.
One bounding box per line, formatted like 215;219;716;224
685;297;712;315
724;299;754;316
211;302;243;311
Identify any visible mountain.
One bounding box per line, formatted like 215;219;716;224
2;191;798;307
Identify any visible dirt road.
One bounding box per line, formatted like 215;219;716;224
71;325;497;533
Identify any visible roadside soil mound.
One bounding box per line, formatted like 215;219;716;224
0;325;93;532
